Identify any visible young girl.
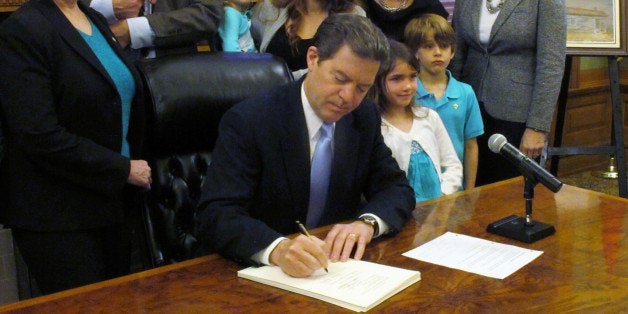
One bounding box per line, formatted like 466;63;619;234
371;40;462;202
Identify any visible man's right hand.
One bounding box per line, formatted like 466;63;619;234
269;235;328;277
112;0;144;19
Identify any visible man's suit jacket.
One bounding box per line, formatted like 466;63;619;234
148;0;222;49
450;0;566;132
195;80;415;264
0;0;145;231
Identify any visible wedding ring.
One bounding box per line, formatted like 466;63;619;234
348;233;357;239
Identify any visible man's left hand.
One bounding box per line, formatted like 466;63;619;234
324;221;374;262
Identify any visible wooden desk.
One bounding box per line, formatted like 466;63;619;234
1;178;626;312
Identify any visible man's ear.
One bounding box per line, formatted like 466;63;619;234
306;46;320;72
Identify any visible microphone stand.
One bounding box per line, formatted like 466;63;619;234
524;177;534;226
486;176;556;243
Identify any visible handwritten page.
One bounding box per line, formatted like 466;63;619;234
237;259;420;312
403;232;542;279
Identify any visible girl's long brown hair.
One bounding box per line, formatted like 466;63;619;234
284;0;356;52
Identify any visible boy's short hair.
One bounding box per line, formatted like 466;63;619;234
404;13;456;54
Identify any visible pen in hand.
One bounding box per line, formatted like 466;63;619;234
296;220;329;273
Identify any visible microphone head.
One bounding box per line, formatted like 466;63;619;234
488;133;508;153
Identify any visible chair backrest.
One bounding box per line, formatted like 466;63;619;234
138;52;293;267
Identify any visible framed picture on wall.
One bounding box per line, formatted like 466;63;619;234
566;0;628;55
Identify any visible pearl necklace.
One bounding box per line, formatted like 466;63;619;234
376;0;408;13
486;0;506;14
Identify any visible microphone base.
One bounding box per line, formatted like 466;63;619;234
486;215;555;243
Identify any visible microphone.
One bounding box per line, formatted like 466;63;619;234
488;133;563;192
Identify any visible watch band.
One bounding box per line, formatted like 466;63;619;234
359;216;379;236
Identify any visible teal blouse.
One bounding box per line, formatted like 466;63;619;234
79;19;135;157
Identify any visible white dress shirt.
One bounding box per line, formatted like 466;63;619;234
89;0;156;49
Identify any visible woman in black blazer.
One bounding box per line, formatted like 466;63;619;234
0;0;152;294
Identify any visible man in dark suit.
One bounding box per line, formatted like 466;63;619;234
195;14;415;278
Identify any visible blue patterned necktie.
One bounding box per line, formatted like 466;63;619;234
306;123;333;228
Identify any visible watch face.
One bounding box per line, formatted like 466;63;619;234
362;217;375;225
361;217;378;235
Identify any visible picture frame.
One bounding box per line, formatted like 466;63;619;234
566;0;628;55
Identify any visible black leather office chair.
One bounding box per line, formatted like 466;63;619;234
138;52;293;267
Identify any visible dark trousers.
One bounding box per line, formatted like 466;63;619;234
13;224;131;295
476;102;527;186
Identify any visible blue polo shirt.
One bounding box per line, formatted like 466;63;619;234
415;70;484;163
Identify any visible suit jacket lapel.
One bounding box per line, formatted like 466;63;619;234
326;113;358;208
38;0;118;91
280;81;311;218
489;0;524;43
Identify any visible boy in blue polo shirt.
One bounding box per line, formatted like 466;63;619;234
404;14;484;189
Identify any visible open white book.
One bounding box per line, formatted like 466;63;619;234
237;259;420;312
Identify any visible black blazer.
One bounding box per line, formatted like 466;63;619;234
195;80;415;264
0;0;146;230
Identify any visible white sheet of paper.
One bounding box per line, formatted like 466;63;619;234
402;232;543;279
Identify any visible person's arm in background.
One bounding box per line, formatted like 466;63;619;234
88;0;222;49
463;138;478;189
83;0;145;48
144;0;222;48
519;0;566;158
88;0;143;23
463;84;483;189
219;7;242;52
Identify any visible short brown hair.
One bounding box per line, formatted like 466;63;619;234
313;14;389;64
404;14;456;54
